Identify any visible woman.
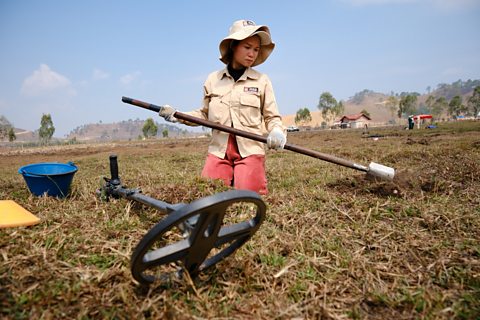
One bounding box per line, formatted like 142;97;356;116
158;20;286;195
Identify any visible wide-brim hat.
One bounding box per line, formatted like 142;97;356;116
219;20;275;67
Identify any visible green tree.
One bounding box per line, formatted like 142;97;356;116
431;97;448;120
336;101;345;117
162;128;168;138
142;118;158;138
0;115;13;140
318;92;342;124
448;95;463;117
425;95;436;113
8;128;16;142
467;86;480;117
318;92;336;111
360;109;370;118
39;113;55;144
385;96;398;120
294;107;312;126
398;95;417;118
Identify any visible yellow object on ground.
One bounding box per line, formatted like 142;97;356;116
0;200;40;228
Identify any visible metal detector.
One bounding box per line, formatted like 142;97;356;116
98;155;266;285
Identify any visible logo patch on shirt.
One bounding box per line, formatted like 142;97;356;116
244;87;258;93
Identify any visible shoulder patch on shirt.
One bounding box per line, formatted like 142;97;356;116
244;87;259;93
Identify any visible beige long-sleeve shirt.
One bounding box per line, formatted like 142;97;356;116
182;67;285;158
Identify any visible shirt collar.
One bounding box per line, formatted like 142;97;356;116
219;67;260;81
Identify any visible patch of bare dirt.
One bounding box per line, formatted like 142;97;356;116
327;168;460;198
406;137;430;145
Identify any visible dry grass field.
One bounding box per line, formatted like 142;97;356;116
1;121;479;319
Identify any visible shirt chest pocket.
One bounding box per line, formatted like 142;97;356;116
238;94;262;127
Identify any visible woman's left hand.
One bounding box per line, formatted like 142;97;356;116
159;105;178;123
267;127;287;150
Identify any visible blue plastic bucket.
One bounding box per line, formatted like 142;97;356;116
18;162;78;198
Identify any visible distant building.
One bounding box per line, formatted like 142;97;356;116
338;113;372;129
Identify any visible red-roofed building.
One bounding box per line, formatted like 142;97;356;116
338;113;372;129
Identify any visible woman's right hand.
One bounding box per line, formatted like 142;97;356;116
159;105;178;123
267;127;287;150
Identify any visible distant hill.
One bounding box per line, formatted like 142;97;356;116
66;119;200;141
284;90;402;127
2;79;478;142
431;79;480;100
0;127;38;143
282;79;479;127
13;128;37;141
283;92;394;127
1;119;202;143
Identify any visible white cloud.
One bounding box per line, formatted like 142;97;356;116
21;64;76;96
93;68;109;80
120;71;141;85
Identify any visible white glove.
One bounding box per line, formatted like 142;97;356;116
159;104;177;123
267;127;287;150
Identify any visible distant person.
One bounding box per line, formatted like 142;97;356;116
362;123;369;135
157;20;286;195
408;116;414;130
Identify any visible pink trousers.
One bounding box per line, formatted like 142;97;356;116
201;134;268;195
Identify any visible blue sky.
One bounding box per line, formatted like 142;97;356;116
1;0;479;137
